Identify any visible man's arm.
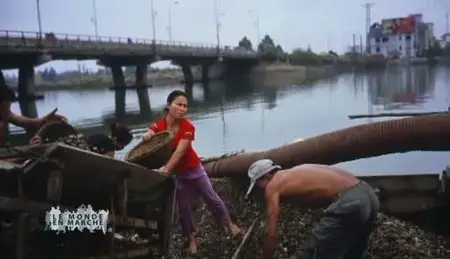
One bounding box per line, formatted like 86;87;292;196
9;112;42;128
263;188;280;259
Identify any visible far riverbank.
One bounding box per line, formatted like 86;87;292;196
7;63;351;92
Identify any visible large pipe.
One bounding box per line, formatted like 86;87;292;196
203;114;450;178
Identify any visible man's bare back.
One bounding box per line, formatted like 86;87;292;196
267;164;359;207
246;160;379;259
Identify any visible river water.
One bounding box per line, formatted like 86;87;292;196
8;65;450;175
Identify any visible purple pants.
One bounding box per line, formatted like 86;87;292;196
175;165;231;236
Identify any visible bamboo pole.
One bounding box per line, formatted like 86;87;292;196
348;111;450;120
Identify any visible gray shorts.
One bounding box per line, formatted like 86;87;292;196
295;181;380;259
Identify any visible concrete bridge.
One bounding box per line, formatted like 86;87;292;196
0;30;260;97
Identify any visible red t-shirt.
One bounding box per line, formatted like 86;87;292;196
149;118;201;172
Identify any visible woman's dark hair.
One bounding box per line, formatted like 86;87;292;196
163;90;188;117
166;90;188;105
110;123;133;147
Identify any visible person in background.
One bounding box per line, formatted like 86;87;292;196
30;123;133;158
142;90;242;254
245;160;379;259
0;86;66;147
86;123;133;157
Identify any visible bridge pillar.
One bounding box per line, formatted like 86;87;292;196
180;64;194;87
111;65;126;88
184;83;194;102
134;64;151;116
201;64;210;84
17;64;36;98
135;64;148;87
111;65;126;118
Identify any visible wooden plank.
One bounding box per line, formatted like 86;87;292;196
381;197;441;214
0;160;22;171
0;197;159;229
46;144;170;192
109;195;115;259
160;181;176;255
0;144;54;159
360;174;440;192
115;216;157;230
117;179;128;218
360;174;441;213
47;169;63;203
78;248;150;259
15;213;28;259
22;143;60;174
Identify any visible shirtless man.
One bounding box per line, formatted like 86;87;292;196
245;159;380;259
0;86;66;147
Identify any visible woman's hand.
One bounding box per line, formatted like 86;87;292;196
39;108;67;126
29;135;43;145
156;165;171;175
142;130;155;142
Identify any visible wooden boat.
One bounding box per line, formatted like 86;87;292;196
0;143;176;259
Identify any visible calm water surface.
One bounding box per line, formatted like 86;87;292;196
9;65;450;175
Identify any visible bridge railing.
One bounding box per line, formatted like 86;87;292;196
0;30;258;57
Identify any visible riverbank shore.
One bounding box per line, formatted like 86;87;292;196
249;63;345;88
9;63;350;91
8;69;199;91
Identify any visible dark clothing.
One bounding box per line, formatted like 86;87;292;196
296;181;380;259
86;134;120;154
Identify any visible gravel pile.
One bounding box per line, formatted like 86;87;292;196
165;179;450;259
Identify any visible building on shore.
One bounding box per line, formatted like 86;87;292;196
438;33;450;49
368;14;434;59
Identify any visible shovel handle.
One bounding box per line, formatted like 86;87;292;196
231;219;257;259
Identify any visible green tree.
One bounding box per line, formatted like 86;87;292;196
238;36;253;50
257;35;281;61
289;48;323;65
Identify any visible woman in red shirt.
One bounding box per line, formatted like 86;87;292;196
143;90;241;254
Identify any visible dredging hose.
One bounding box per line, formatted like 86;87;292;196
203;114;450;178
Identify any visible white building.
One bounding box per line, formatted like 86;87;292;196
438;33;450;49
368;14;432;58
424;23;434;50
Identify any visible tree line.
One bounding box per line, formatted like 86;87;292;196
237;35;339;65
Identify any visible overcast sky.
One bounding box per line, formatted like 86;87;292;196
1;0;449;73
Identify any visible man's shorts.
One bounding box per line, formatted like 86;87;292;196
295;181;380;259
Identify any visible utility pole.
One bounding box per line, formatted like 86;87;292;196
36;0;42;39
248;9;261;50
359;34;363;53
214;0;224;61
92;0;99;40
362;2;375;54
168;0;179;43
214;0;220;48
446;10;449;34
327;31;330;51
150;0;156;44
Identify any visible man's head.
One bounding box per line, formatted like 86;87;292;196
245;159;281;198
0;87;16;120
110;123;133;150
